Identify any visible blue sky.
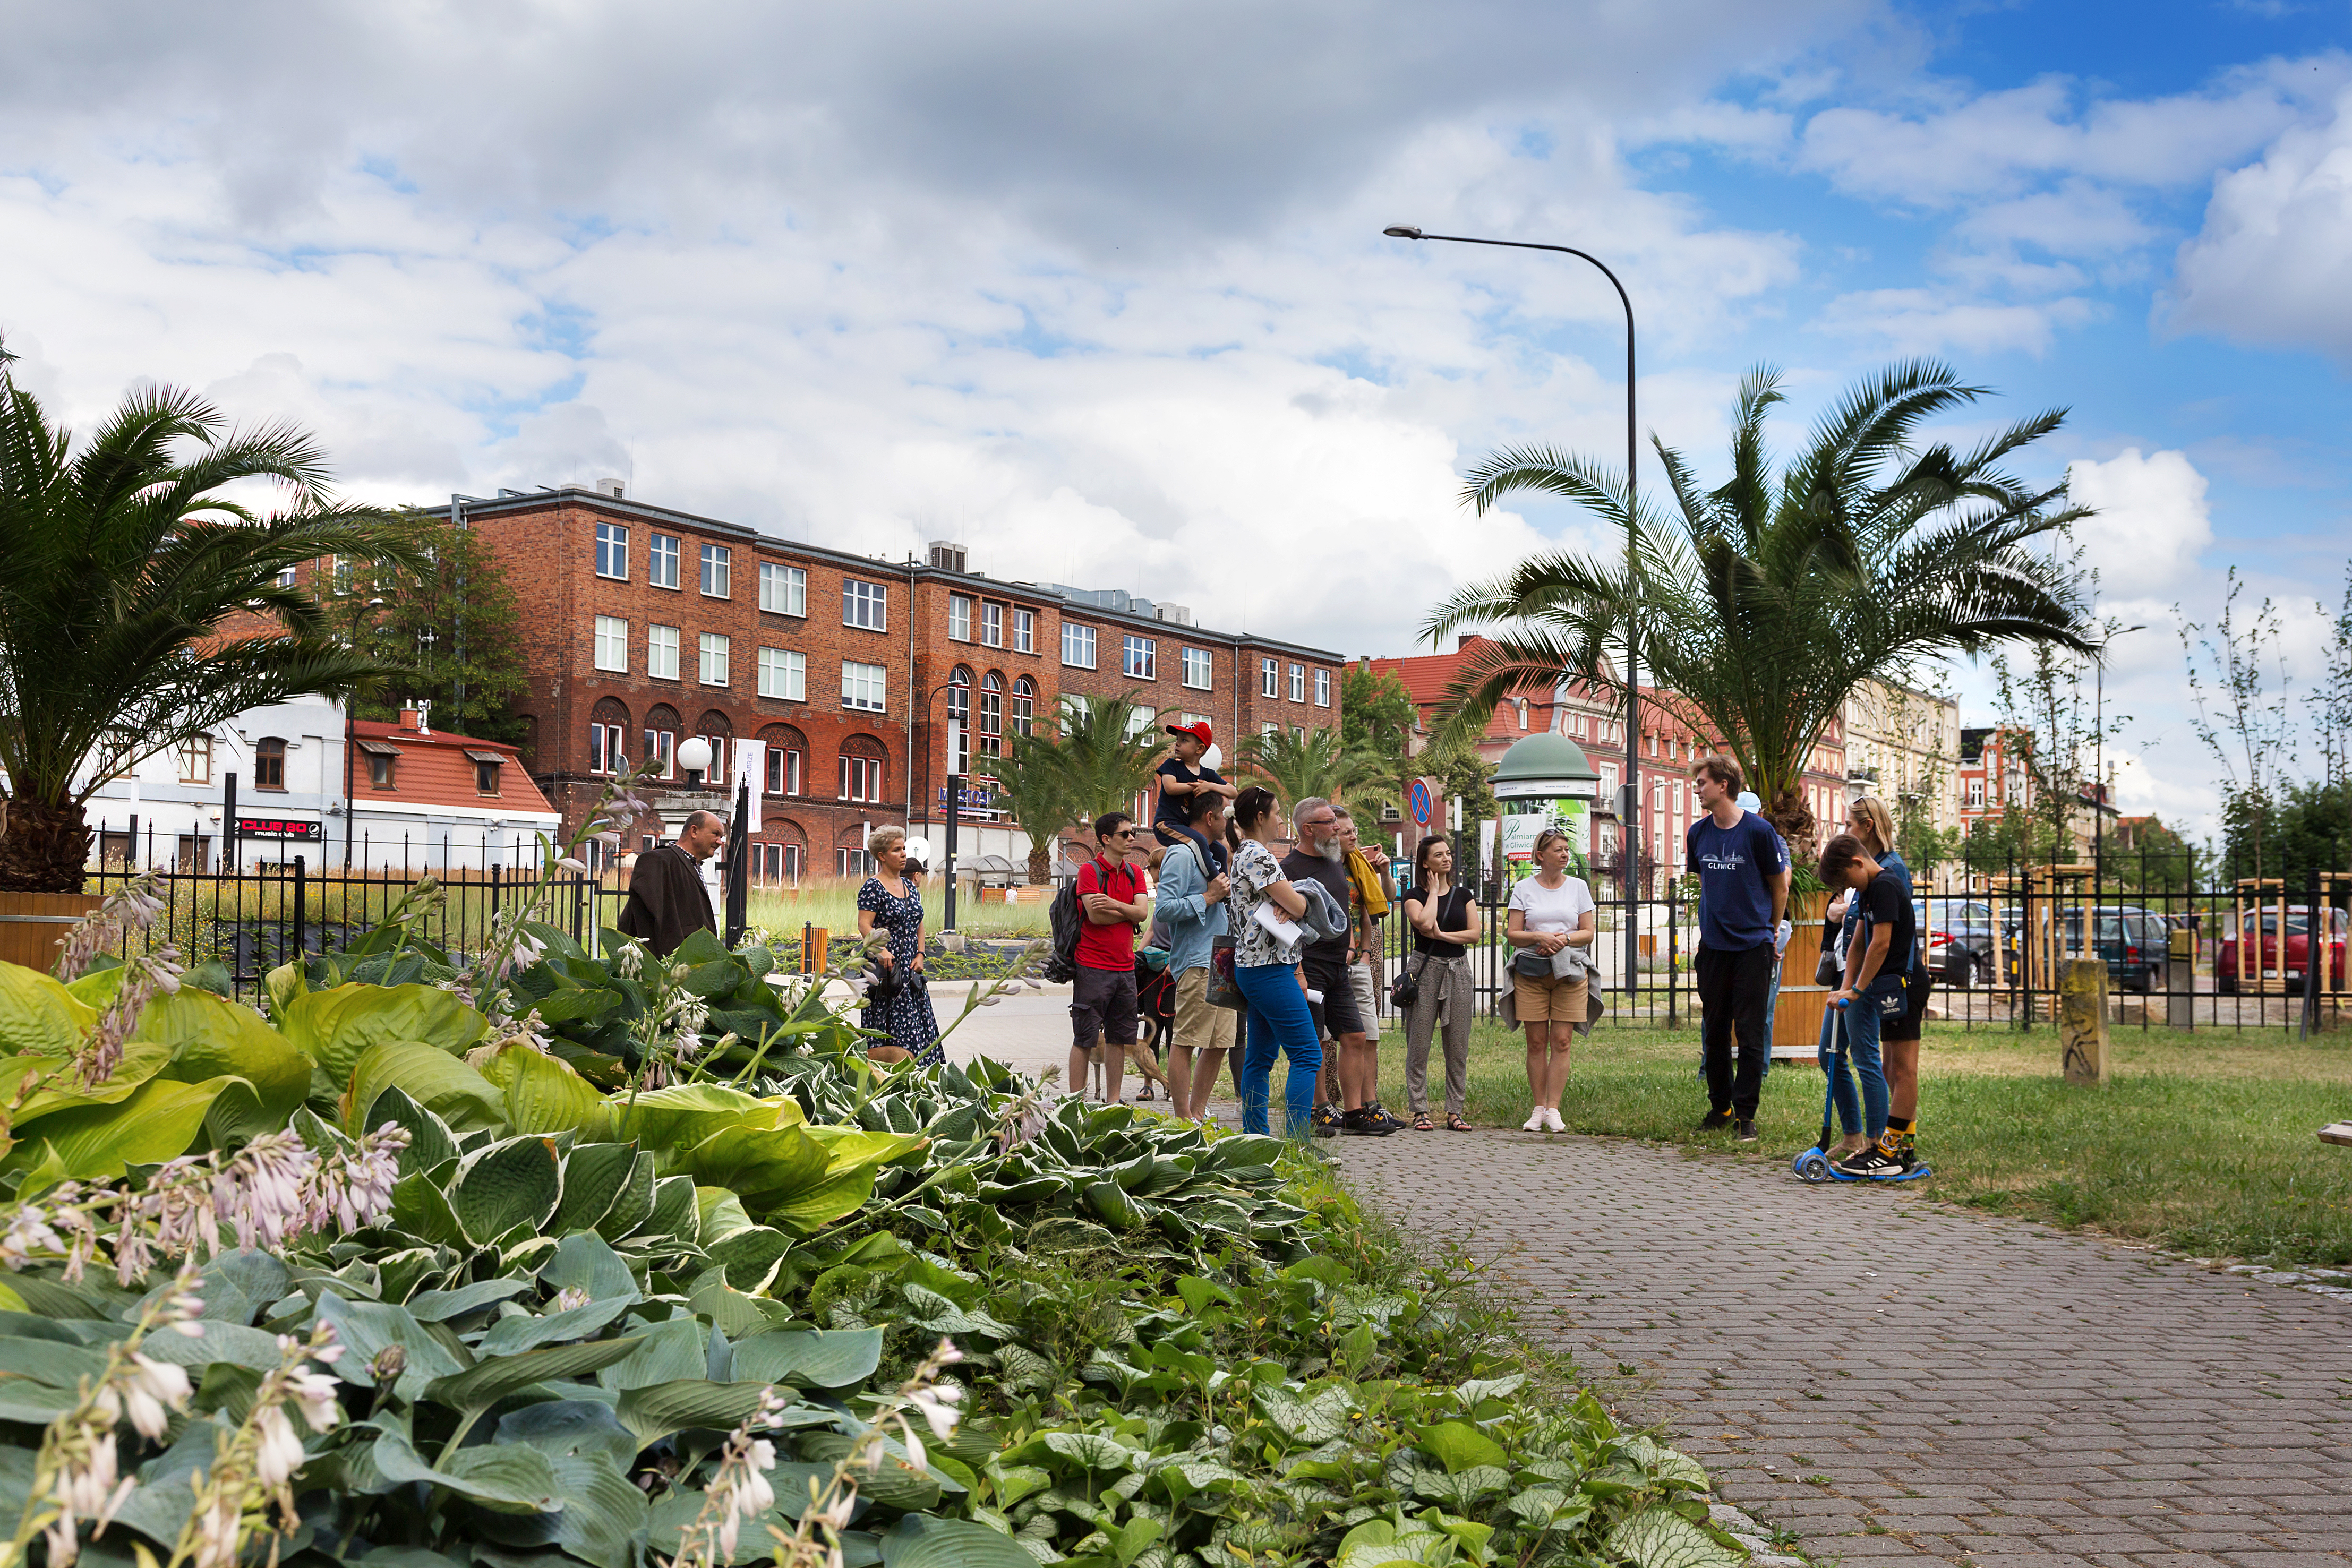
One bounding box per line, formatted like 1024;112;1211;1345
2;0;2347;836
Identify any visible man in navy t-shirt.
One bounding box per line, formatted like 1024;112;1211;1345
1684;755;1790;1140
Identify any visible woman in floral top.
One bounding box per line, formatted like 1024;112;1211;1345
1225;786;1323;1138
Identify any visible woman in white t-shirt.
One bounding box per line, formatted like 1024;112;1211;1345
1505;829;1597;1133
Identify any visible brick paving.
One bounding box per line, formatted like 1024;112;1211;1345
1333;1129;2352;1568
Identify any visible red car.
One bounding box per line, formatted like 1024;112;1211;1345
2216;905;2349;995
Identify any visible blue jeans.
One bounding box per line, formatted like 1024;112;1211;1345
1235;963;1322;1138
1820;978;1900;1140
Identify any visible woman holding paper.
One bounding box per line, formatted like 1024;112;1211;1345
1225;786;1324;1139
1505;829;1596;1132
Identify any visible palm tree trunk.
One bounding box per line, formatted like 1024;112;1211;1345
0;796;95;893
1027;839;1053;885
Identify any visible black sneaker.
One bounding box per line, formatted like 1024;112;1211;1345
1696;1110;1735;1132
1833;1145;1904;1179
1340;1108;1397;1136
1310;1118;1339;1139
1311;1104;1340;1134
1364;1101;1408;1133
1734;1119;1759;1143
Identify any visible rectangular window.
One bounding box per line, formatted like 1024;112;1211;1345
177;735;213;785
367;753;394;789
980;602;1003;648
699;632;730;686
760;562;807;616
275;566;297;589
1261;720;1280;739
1968;779;1985;809
1062;622;1097;669
595;522;628;580
843;579;888;630
593;615;629;672
644;729;675;779
948;594;972;641
751;842;802;887
1261;657;1279;698
839;848;877;878
1315;669;1331;707
1123;635;1156;680
648;533;680;589
475;759;501;796
842;660;887;712
1182;647;1212;690
648;624;680;680
1288;662;1305;702
588;723;625;775
1014;608;1036;654
840;753;885;802
1061;693;1090;736
757;647;806;700
765;747;803;795
700;543;730;597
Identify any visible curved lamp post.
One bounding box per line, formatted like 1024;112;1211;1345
1383;224;1644;1003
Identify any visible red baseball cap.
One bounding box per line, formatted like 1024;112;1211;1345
1166;720;1213;747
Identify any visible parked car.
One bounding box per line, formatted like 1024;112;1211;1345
2216;905;2349;995
1998;904;2168;993
1922;898;1997;989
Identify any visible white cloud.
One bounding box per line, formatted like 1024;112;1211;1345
2064;449;2215;597
1815;287;2097;355
2166;85;2352;361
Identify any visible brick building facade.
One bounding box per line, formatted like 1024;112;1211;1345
435;485;1344;881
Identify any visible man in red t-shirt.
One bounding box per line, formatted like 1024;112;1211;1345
1068;810;1151;1102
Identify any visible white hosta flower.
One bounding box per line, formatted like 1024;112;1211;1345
287;1367;342;1433
907;1380;963;1440
253;1404;306;1487
0;1202;63;1269
553;1286;592;1312
124;1354;193;1440
189;1492;243;1568
557;856;589;873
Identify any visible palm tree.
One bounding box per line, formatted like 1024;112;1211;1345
0;342;428;891
1235;725;1392;816
1425;361;2094;853
979;690;1166;880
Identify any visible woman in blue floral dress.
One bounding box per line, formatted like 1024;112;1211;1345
856;826;943;1066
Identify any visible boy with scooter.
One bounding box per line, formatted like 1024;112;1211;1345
1812;834;1918;1180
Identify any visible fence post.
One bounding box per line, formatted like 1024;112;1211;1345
1665;876;1678;1027
293;856;307;964
2302;863;2322;1041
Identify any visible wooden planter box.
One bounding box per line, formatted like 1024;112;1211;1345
0;891;104;974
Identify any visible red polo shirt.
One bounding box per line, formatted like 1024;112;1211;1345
1075;858;1142;972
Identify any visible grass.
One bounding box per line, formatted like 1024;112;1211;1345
745;877;1051;941
1371;1017;2352;1267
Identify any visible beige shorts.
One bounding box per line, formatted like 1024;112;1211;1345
1173;967;1237;1054
1512;971;1589;1023
1348;962;1382;1043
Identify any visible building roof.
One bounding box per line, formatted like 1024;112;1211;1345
349;717;557;818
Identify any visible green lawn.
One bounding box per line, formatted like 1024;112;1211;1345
1365;1018;2352;1268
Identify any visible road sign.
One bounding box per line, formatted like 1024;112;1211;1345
1407;776;1438;828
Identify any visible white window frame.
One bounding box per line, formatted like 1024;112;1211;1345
1261;657;1279;698
699;632;730;686
648;533;680;590
981;602;1004;648
1062;622;1097;669
1123;635;1156;680
948;594;973;641
593;615;629;672
843;579;888;631
1014;607;1036;654
700;543;731;598
760;562;807;616
1288;662;1305;702
1182;647;1211;690
648;624;680;680
758;647;806;701
595;522;628;580
1315;669;1331;707
840;753;886;802
842;660;887;712
588;722;625;775
766;746;803;796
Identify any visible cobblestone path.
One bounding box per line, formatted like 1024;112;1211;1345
1334;1129;2352;1568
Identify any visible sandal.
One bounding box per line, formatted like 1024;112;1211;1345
1412;1113;1435;1132
1446;1113;1474;1132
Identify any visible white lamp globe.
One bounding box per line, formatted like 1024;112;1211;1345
905;837;934;869
676;736;714;774
1202;743;1224;771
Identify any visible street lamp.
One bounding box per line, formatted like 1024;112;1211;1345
1384;224;1644;1003
677;734;713;790
921;677;972;934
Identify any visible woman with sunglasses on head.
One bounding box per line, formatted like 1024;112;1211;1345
1826;795;1926;1170
1224;786;1325;1139
1504;828;1596;1132
1401;833;1481;1131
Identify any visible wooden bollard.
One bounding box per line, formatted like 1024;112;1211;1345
2060;957;2108;1086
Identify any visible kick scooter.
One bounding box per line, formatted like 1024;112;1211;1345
1792;999;1932;1184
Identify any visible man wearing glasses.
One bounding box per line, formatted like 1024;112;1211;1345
1069;810;1152;1102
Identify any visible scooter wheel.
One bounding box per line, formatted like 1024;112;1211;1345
1793;1150;1834;1184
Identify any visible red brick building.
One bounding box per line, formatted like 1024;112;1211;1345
437;485;1344;881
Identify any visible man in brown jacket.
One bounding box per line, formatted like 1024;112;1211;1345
618;811;724;956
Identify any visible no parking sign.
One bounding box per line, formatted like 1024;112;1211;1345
1407;776;1439;828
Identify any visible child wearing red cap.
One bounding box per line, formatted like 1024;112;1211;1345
1153;721;1237;858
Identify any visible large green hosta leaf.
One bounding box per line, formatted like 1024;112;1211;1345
1605;1507;1743;1568
448;1134;564;1245
0;961;96;1056
278;982;490;1081
0;1073;250;1181
482;1043;614;1137
613;1083;805;1152
344;1039;503;1136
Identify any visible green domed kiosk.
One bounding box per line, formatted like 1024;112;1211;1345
1491;731;1603;885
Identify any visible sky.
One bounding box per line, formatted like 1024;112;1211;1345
4;0;2350;839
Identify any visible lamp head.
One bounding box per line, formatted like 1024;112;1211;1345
1382;225;1424;239
676;736;714;774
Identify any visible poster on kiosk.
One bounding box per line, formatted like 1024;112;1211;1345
1485;732;1604;893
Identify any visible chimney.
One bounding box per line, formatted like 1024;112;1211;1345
1154;603;1193;626
1456;634;1476;651
928;540;968;573
398;707;420;732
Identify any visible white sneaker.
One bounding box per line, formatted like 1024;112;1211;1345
1520;1110;1545;1132
1543;1108;1566;1133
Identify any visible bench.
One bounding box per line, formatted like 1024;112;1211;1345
2319;1123;2352;1148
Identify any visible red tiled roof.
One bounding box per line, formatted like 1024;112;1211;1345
349;719;557;816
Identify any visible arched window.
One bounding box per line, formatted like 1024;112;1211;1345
978;672;1004;758
254;737;287;791
589;698;629;776
1011;676;1037;739
695;708;733;785
644;704;681;779
839;733;888;805
837;821;876;878
758;723;808;796
946;666;973;776
752;817;807;887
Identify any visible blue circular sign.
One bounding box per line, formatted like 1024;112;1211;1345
1408;778;1434;827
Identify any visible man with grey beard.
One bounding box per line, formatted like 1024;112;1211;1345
1282;798;1399;1136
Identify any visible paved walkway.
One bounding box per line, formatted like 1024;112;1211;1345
1333;1129;2352;1568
